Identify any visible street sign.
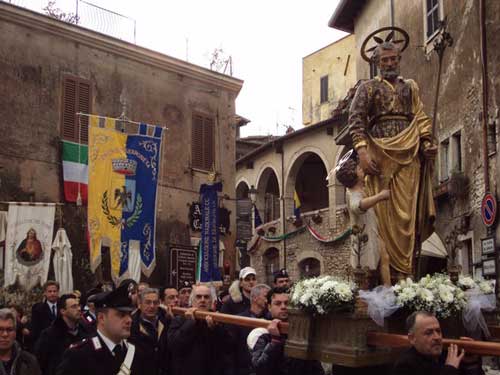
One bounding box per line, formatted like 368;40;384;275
481;192;497;227
483;258;497;276
169;245;197;290
481;237;496;255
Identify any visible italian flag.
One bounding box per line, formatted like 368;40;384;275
62;141;88;204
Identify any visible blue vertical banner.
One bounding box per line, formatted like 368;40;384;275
118;123;163;278
199;182;222;282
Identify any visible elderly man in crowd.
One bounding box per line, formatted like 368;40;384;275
129;288;169;375
393;311;483;375
248;287;324;375
0;308;40;375
167;284;229;375
35;294;94;375
228;284;271;375
222;267;257;316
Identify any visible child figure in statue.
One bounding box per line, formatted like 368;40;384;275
335;150;391;286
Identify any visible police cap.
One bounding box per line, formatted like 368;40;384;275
93;283;134;312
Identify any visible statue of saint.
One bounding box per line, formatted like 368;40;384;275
348;28;437;278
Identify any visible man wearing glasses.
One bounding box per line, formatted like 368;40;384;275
129;288;169;375
0;308;41;375
167;284;228;375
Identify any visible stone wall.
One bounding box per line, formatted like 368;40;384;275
0;3;242;292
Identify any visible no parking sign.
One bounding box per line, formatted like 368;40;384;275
481;192;497;227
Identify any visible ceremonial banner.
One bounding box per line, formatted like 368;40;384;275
88;116;163;281
4;204;55;289
62;140;88;204
199;182;222;282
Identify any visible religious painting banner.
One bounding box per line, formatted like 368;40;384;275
4;203;55;289
199;182;222;282
87;116;163;281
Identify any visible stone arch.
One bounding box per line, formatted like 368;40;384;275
297;251;324;278
236;179;250;199
255;166;281;224
263;247;280;286
284;148;330;217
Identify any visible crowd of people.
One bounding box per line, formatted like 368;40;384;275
0;267;483;375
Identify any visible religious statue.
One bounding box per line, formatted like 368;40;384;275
335;150;391;286
16;228;43;264
348;27;437;279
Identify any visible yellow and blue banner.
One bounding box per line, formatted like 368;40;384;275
87;116;163;281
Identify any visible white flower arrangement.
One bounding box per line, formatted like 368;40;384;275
458;275;495;294
290;276;356;315
393;274;467;319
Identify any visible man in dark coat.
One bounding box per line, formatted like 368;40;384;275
56;282;151;375
30;281;59;345
228;284;270;375
0;308;41;375
129;288;169;375
221;267;256;315
248;287;324;375
35;294;94;375
392;311;483;375
167;284;229;375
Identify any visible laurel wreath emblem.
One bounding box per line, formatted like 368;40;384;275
126;194;142;228
102;191;121;227
101;191;143;228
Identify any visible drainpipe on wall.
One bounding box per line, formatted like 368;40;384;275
479;0;490;193
280;143;287;269
390;0;394;27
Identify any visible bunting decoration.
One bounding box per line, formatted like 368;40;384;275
87;115;163;281
4;203;55;289
199;182;222;282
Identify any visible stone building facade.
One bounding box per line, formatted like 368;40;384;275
330;0;500;279
302;34;357;126
236;115;354;284
0;3;243;291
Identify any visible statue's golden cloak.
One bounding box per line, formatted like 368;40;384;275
365;79;436;275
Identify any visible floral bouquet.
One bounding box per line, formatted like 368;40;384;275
393;274;467;319
457;275;494;294
290;276;356;315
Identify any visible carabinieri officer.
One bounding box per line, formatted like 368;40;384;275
56;281;152;375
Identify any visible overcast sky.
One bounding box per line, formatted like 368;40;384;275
18;0;347;136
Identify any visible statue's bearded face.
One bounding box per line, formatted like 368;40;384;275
376;48;401;81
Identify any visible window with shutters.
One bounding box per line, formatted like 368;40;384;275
424;0;443;41
61;75;92;144
191;114;215;171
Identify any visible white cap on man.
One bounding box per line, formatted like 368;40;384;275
239;267;256;279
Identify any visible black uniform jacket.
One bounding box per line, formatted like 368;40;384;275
55;334;150;375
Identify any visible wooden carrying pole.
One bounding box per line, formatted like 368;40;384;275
367;331;500;357
171;307;288;334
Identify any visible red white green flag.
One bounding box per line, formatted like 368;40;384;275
61;141;88;204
